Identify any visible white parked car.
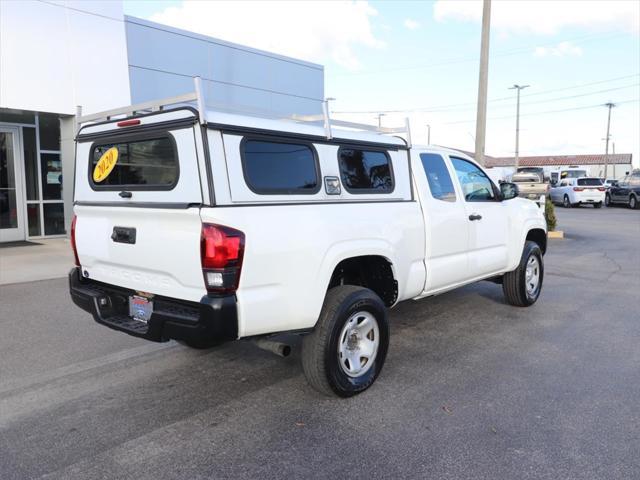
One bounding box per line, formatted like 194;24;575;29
550;177;606;208
69;84;547;397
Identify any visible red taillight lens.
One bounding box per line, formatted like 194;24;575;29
598;187;606;191
573;187;584;192
70;214;80;267
117;119;141;127
201;224;245;293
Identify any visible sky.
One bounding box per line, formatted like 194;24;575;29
124;0;640;166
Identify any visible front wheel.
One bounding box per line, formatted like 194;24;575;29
605;193;611;207
302;286;389;397
563;195;571;208
502;241;544;307
629;195;638;210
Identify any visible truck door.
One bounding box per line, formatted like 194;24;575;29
448;155;509;279
413;152;470;292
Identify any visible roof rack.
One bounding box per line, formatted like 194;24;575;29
75;76;412;146
289;111;412;147
76;77;207;131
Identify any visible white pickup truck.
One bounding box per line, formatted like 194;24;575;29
69;89;547;397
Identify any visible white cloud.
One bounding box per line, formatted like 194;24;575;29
148;0;384;71
404;18;420;30
433;0;640;35
534;41;583;57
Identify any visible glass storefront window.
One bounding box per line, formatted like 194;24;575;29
41;153;63;200
23;127;39;200
38;113;60;151
43;203;65;235
27;204;41;236
0;132;18;229
0;109;35;125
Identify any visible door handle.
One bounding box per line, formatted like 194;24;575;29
111;226;136;244
468;214;482;221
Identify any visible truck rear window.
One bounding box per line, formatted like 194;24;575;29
90;136;178;189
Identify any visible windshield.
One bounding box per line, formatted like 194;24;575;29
577;178;603;186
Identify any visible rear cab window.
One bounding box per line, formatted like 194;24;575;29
419;153;456;202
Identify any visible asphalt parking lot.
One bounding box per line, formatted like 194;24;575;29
1;207;639;480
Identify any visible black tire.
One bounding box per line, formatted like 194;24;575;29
563;195;571;208
502;241;544;307
605;193;611;207
594;202;602;209
629;195;638;210
302;286;389;397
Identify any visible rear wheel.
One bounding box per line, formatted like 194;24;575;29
563;195;571;208
503;241;544;307
594;202;602;209
605;193;611;207
302;286;389;397
629;195;638;210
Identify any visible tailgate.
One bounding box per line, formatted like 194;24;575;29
74;205;205;301
73;110;209;302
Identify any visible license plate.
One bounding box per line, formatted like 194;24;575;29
129;295;153;323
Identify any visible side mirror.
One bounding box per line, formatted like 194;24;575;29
500;182;519;200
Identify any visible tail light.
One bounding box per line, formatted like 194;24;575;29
597;187;606;191
201;223;245;294
70;214;80;267
573;187;584;192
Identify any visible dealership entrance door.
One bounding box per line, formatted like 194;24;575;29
0;127;26;242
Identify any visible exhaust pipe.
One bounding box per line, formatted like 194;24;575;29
251;338;292;358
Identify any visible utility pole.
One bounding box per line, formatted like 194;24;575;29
603;102;615;179
427;124;431;144
509;84;529;168
376;113;386;128
474;0;491;166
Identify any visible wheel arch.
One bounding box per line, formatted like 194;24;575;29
526;228;547;255
326;254;398;307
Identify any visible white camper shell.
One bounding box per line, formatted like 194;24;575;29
70;79;547;397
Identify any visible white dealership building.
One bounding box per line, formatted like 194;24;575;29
0;1;324;243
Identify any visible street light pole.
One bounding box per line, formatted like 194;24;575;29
427;124;431;144
376;113;386;128
474;0;491;166
509;84;529;169
603;102;615;179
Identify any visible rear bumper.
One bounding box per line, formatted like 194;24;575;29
68;268;237;346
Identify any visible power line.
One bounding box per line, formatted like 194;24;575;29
438;98;639;125
332;74;640;114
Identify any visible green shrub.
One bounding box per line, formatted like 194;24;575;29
545;196;557;231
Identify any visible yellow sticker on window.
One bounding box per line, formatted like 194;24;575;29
93;147;119;183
